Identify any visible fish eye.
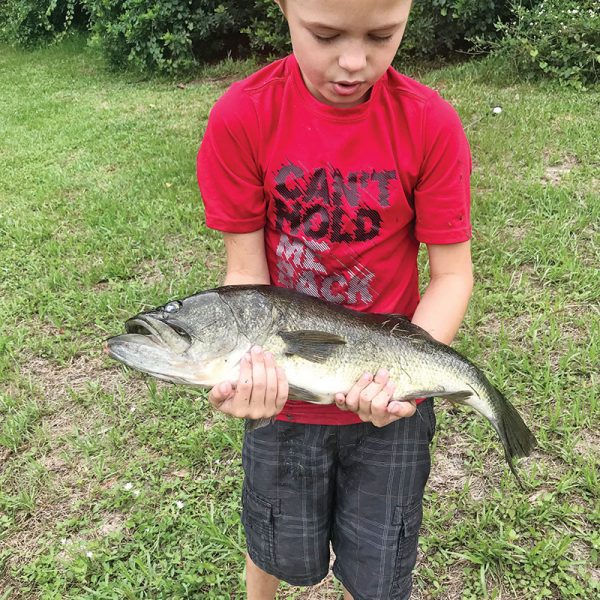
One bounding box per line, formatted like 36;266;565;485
163;300;182;314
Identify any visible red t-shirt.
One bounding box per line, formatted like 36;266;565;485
197;54;472;425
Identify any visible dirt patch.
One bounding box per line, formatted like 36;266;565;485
429;431;490;501
17;352;104;403
512;263;547;295
280;574;341;599
543;156;578;186
0;446;10;466
135;257;167;288
574;430;600;460
55;511;127;563
477;309;534;342
509;225;528;243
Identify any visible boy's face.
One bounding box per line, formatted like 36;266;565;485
280;0;412;107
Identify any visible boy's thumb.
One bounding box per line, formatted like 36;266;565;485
209;382;233;407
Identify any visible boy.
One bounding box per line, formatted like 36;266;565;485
197;1;473;598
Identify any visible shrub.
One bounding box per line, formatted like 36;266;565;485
489;0;600;88
0;0;88;46
243;0;290;55
85;0;253;74
401;0;513;58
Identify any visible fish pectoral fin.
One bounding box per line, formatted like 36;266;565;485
278;330;346;363
288;384;324;404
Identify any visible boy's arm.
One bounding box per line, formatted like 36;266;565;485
208;230;289;419
411;240;473;344
336;241;473;426
222;230;271;285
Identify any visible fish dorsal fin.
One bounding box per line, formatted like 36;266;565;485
372;313;436;342
278;330;346;363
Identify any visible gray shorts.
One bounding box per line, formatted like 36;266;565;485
241;400;436;600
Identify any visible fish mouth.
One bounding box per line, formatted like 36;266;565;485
122;314;192;353
105;314;194;383
105;313;227;388
125;315;192;347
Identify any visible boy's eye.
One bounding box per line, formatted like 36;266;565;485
312;32;339;43
369;34;393;43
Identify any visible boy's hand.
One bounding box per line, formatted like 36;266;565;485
335;369;416;427
208;346;288;419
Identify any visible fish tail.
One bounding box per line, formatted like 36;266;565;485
487;384;537;487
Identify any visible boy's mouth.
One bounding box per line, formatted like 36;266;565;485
332;81;363;96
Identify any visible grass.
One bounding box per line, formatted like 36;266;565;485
0;35;598;599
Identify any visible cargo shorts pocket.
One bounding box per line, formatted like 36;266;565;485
390;501;423;598
242;485;275;565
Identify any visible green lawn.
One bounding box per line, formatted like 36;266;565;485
0;36;598;599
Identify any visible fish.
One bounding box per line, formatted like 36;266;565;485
105;284;537;485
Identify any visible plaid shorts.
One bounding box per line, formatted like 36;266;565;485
241;399;436;600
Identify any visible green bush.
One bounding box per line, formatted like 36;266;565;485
85;0;252;74
400;0;513;58
242;0;290;55
489;0;600;88
0;0;88;46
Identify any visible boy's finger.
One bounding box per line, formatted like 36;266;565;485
234;354;253;407
247;346;267;408
364;381;394;426
357;369;389;417
335;392;348;410
262;351;278;411
370;382;396;420
345;372;373;412
387;399;417;419
274;366;288;412
208;381;233;408
373;368;389;385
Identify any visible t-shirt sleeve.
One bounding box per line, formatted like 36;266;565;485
197;86;266;232
413;94;472;244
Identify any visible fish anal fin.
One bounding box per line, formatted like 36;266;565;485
278;330;346;363
245;417;275;432
396;390;473;403
440;391;474;405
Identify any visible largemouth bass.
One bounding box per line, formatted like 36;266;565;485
106;285;536;484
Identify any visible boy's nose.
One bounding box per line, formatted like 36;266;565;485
338;46;367;73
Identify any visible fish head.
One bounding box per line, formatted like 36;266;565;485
105;290;243;387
